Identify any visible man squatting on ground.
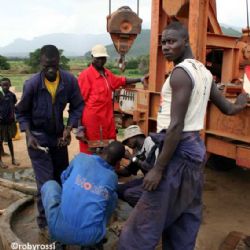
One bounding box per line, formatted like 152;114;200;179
117;125;159;207
41;141;125;248
118;21;248;250
15;45;84;232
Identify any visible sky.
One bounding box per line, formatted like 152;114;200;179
0;0;248;47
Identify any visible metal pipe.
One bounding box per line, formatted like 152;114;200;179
247;0;250;36
109;0;111;15
137;0;140;16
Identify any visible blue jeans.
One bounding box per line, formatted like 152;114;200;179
41;180;104;246
41;180;62;239
118;131;206;250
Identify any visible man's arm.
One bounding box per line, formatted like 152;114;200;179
67;76;84;128
15;81;39;149
143;68;193;191
15;82;33;132
58;76;84;147
126;76;149;89
210;81;248;114
125;78;143;85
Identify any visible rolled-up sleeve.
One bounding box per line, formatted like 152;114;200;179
109;71;126;90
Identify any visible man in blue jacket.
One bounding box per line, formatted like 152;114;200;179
41;141;125;248
15;45;84;232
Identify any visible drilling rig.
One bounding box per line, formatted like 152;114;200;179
108;0;250;169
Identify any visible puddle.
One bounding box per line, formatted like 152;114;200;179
0;167;35;184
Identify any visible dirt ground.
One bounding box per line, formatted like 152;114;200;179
1;131;250;250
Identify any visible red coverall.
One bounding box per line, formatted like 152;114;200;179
78;64;126;153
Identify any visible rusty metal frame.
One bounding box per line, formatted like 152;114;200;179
113;0;250;169
146;0;250;169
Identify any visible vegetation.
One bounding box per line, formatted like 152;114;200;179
0;24;242;93
0;55;145;92
0;55;10;70
25;48;70;73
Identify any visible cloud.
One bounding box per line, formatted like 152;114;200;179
0;0;247;47
216;0;247;28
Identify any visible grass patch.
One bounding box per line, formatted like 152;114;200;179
0;72;32;92
1;59;143;93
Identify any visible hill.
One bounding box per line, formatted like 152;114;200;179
0;25;242;58
221;26;242;37
84;26;242;60
0;33;112;57
84;29;150;59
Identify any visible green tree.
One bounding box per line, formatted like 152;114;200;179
0;55;10;70
25;49;41;73
25;48;70;73
126;58;139;69
59;52;70;71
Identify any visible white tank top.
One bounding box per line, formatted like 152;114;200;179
157;59;213;132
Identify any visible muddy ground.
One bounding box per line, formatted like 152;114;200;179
1;132;250;250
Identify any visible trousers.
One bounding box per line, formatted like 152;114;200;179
118;131;206;250
117;178;143;207
41;180;103;246
27;132;68;228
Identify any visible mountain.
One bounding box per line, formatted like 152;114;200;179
84;25;242;59
0;33;112;57
84;29;151;59
0;25;242;58
220;23;242;33
221;26;242;37
108;29;150;58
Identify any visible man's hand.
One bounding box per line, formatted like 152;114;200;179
75;126;87;142
57;127;71;147
235;93;249;108
27;133;39;149
143;168;163;191
124;149;133;160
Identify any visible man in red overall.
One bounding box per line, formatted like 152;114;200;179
78;44;144;153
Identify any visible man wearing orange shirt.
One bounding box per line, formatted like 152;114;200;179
78;44;144;153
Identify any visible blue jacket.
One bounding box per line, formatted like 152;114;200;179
15;69;84;135
0;91;17;124
58;153;118;245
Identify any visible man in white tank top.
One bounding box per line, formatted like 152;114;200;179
119;22;248;250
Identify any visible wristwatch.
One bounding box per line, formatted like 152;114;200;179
132;156;139;163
